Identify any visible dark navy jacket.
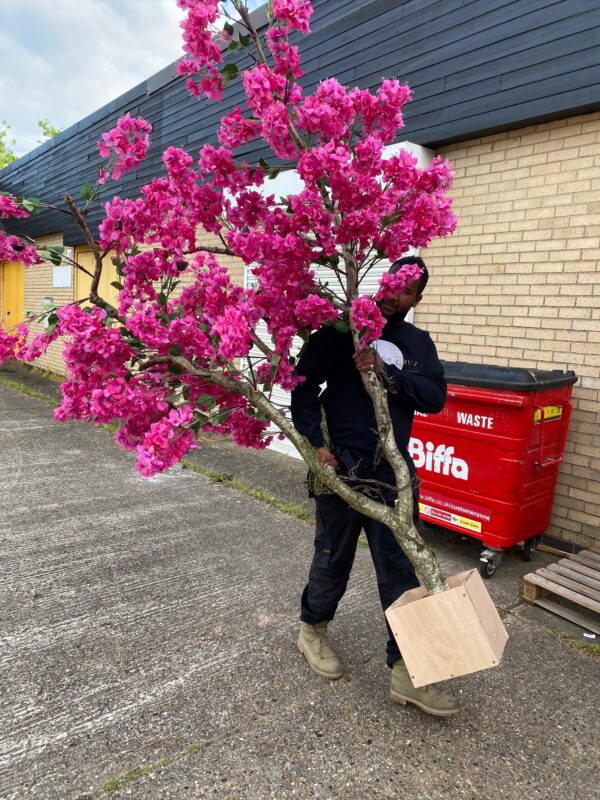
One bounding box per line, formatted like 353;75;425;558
290;321;446;459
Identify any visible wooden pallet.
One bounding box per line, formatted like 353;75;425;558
523;550;600;635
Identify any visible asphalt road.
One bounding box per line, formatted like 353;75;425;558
1;377;599;800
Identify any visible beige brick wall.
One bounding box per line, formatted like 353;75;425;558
195;229;246;287
24;233;73;375
420;111;600;549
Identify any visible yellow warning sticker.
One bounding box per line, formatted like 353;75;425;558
419;503;482;533
534;405;563;424
457;516;482;532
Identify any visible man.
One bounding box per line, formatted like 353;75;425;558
290;257;460;716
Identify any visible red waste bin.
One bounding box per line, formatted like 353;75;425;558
409;362;577;577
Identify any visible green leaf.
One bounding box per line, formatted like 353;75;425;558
239;33;250;47
221;63;239;77
223;21;235;36
334;320;351;333
168;362;183;375
110;280;124;291
157;292;167;306
120;328;144;348
80;183;95;201
49;250;62;266
196;393;217;410
209;408;232;426
168;345;181;358
46;312;59;336
21;197;44;215
258;158;270;169
268;168;281;180
191;414;209;435
227;40;239;51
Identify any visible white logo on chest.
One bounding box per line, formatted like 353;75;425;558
373;339;404;370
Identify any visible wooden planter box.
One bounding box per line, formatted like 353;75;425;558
385;569;509;688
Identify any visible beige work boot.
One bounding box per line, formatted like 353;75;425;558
297;621;343;679
390;661;460;717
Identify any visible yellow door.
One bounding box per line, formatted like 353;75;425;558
74;248;120;310
1;261;25;330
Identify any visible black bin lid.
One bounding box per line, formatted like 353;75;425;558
441;360;578;391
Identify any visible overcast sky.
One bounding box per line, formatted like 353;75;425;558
0;0;263;158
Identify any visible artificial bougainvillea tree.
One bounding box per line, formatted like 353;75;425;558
0;1;457;592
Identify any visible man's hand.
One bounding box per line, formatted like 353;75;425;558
353;348;384;373
316;446;339;469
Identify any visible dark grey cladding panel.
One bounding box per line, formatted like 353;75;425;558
2;0;600;243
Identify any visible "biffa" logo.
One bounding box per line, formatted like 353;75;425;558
408;437;469;480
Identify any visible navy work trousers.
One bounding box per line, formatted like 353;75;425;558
300;451;420;667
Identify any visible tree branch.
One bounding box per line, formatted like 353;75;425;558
64;193;125;323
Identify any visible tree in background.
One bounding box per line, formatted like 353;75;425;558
0;119;64;170
0;1;457;594
0;122;17;170
37;119;64;143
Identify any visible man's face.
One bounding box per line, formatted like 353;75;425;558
379;278;422;321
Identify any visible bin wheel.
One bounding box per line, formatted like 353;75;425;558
479;559;497;579
523;537;537;562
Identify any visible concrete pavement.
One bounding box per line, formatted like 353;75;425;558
1;364;599;800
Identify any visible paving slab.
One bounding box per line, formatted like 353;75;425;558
1;372;599;800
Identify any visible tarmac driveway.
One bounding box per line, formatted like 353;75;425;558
1;379;598;800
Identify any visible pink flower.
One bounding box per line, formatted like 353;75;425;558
375;264;423;301
242;65;287;114
296;79;354;140
294;295;338;329
0;232;42;266
350;297;386;348
227;408;272;449
0;194;29;219
176;1;223;102
135;405;196;477
97;115;152;183
260;101;297;160
266;25;303;78
211;306;253;361
218;108;261;149
272;0;313;33
0;322;28;365
16;330;60;362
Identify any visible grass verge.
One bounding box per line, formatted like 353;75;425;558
0;370;314;526
560;632;600;657
0;374;57;408
181;459;314;525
